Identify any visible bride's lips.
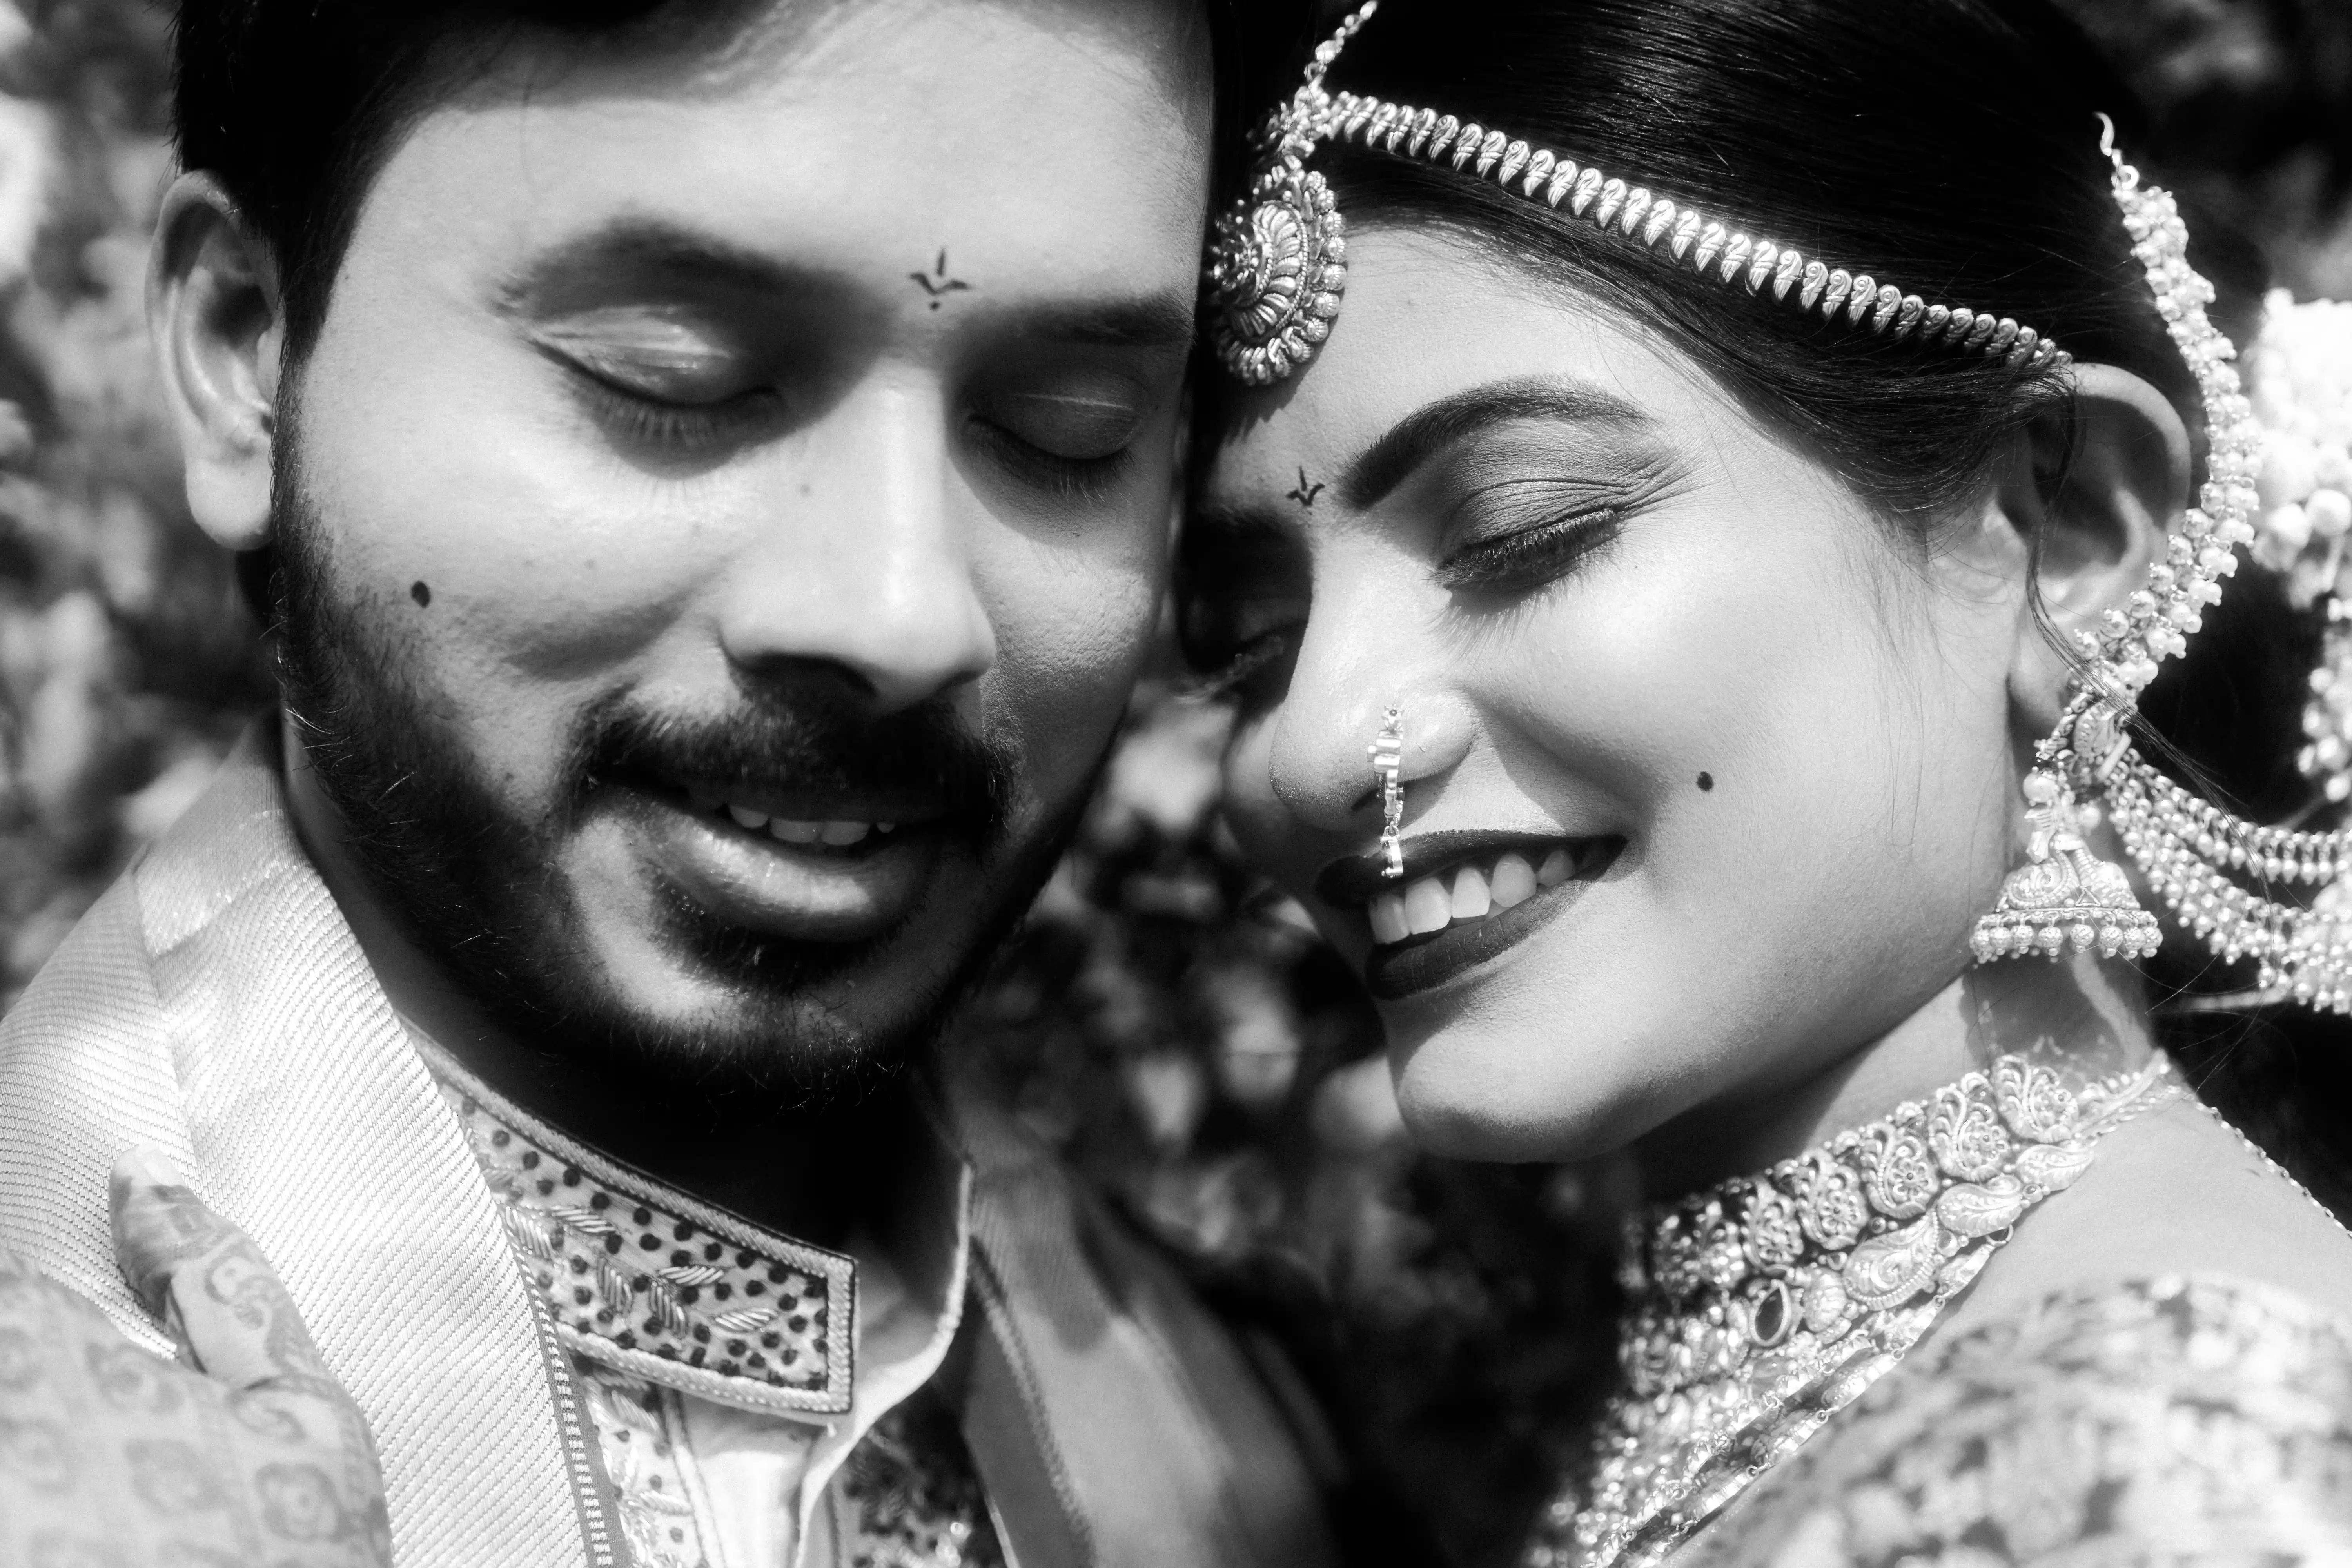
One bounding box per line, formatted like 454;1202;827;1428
1315;829;1623;1001
620;779;952;943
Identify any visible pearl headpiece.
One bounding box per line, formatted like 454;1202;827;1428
1202;1;2071;387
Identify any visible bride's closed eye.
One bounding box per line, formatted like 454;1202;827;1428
1428;446;1685;599
1436;477;1630;596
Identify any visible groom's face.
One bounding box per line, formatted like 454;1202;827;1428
272;0;1208;1087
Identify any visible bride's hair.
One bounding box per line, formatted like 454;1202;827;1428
1227;0;2350;1205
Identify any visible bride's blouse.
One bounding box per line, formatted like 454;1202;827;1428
1684;1276;2352;1566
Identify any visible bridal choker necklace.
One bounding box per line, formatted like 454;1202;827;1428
1522;1054;2181;1568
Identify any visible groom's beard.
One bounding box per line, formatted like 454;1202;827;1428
265;471;1085;1109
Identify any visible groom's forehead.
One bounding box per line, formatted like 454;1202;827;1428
356;0;1214;307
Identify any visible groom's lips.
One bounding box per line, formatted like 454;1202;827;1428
619;776;953;943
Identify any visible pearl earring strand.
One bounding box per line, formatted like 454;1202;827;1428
1975;120;2352;1014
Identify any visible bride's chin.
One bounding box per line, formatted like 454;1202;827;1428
1386;1015;1673;1165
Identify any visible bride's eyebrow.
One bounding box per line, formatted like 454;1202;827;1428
1338;375;1653;511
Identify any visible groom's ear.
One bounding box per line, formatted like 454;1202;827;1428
149;171;284;553
2000;362;2192;731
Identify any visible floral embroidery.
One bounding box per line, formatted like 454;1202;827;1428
426;1052;858;1415
1670;1276;2352;1567
839;1398;1005;1568
574;1358;711;1568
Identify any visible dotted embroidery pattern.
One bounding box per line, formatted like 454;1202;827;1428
433;1067;857;1415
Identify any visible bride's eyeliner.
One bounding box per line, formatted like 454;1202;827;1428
1430;452;1673;595
1436;506;1626;595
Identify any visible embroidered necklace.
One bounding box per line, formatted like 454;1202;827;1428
1521;1053;2181;1568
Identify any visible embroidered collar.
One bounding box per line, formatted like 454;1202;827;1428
421;1044;860;1417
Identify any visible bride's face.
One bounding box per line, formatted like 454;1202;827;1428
1194;227;2036;1163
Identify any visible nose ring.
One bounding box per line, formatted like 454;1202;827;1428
1368;706;1404;879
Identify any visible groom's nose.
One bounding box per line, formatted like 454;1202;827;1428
713;375;997;713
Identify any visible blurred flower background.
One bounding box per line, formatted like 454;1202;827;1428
0;2;2344;1564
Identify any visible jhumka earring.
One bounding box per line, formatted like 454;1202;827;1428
1369;706;1404;878
1972;118;2352;1009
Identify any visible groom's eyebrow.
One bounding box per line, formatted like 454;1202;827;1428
497;216;1197;350
497;216;835;311
1014;294;1197;350
1339;376;1653;510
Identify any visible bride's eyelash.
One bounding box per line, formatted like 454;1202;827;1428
1437;508;1625;595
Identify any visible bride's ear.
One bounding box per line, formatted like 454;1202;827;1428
148;171;284;554
2000;362;2192;731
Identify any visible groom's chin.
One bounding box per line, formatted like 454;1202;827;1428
506;865;1047;1111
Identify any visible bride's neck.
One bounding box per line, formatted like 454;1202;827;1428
1630;954;2158;1202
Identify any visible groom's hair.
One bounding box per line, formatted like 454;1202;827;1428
175;0;687;365
171;0;1302;370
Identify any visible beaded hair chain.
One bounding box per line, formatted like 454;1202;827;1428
1205;0;2069;387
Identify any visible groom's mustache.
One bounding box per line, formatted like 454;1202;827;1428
580;688;1016;842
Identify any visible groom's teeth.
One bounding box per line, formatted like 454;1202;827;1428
713;806;890;848
1368;893;1411;945
1404;877;1454;935
1449;864;1491;920
1537;847;1575;887
1490;852;1537;908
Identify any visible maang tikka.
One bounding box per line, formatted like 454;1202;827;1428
1207;9;2352;1014
1370;706;1405;879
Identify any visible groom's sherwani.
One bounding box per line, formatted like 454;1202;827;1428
0;729;1334;1568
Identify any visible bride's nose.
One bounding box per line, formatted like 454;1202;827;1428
1263;624;1476;836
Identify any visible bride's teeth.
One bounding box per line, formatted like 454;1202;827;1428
1490;852;1537;907
877;822;897;834
1404;877;1453;935
769;819;823;844
819;821;871;846
727;803;769;831
1449;864;1492;920
1537;846;1575;887
1368;893;1411;946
